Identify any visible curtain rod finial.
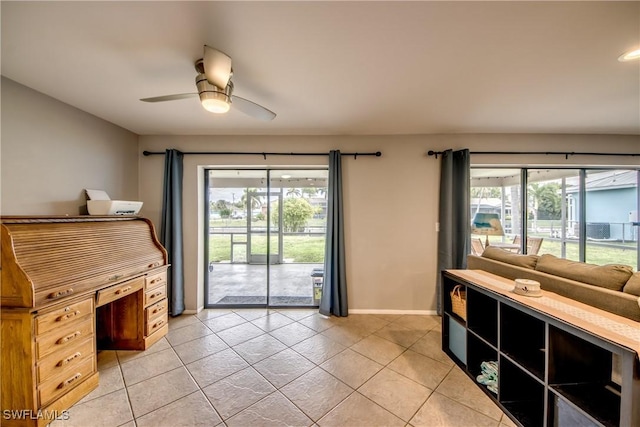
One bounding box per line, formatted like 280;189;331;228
143;151;151;156
375;151;382;157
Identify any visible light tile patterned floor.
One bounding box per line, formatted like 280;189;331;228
52;309;517;427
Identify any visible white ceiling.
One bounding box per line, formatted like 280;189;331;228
2;1;639;136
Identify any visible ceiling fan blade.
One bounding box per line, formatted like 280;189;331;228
231;95;277;121
203;45;232;89
140;93;198;102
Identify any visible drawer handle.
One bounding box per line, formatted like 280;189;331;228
153;319;165;328
152;305;165;314
57;373;82;389
56;310;81;322
115;286;132;295
57;352;82;367
57;331;81;345
47;288;74;300
149;291;163;299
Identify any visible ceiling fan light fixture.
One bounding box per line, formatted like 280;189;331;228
618;48;640;62
200;92;231;113
196;73;233;114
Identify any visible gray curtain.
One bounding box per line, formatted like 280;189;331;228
320;150;348;317
160;149;185;316
436;149;470;314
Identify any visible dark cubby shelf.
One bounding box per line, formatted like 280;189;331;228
442;277;466;324
441;271;639;427
500;303;545;380
499;356;545;427
550;384;620;427
548;392;601;427
467;288;498;346
467;332;498;391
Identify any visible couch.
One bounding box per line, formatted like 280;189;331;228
467;246;640;322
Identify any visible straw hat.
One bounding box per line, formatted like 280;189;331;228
513;279;542;297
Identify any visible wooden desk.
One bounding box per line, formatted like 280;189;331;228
1;217;169;427
442;269;640;427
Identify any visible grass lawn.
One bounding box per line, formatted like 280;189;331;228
487;235;638;268
539;240;637;268
209;234;325;263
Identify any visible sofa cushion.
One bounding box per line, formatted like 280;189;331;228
535;254;633;292
481;246;538;269
623;272;640;296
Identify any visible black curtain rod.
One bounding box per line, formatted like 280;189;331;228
427;150;640;160
142;150;382;160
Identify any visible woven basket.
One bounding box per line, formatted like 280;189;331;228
450;285;467;321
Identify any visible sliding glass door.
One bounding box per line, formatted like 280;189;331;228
205;168;328;307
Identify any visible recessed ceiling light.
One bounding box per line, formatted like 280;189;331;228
281;174;291;179
618;48;640;62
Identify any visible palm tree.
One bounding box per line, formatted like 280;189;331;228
240;188;263;213
302;188;318;198
528;183;546;232
286;188;302;198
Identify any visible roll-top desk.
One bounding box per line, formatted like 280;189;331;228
1;216;169;426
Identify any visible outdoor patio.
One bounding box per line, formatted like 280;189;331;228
207;262;323;307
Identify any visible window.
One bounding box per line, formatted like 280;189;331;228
471;168;639;270
470;169;521;254
584;170;638;267
526;169;580;260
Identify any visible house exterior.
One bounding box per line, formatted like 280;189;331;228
566;170;638;242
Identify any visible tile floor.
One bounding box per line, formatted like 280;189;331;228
52;309;517;427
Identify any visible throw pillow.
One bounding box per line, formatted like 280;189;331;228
623;272;640;296
481;246;538;269
535;254;633;292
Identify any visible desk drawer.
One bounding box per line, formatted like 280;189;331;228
38;356;95;407
144;286;167;307
37;337;95;384
36;316;94;360
35;297;94;335
145;299;168;323
146;271;167;291
96;278;144;307
146;312;168;336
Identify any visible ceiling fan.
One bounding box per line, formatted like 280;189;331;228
140;45;276;121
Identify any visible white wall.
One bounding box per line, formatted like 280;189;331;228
1;77;139;215
138;133;639;314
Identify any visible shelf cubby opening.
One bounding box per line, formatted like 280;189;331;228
548;391;601;427
548;325;620;427
500;303;545;380
550;385;619;427
499;356;545;427
443;277;466;323
467;288;498;346
447;314;467;365
467;333;498;395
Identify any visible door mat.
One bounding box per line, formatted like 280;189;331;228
215;295;314;305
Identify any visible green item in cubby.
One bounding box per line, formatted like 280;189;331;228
476;360;498;394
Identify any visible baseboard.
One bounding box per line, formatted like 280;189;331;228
184;307;437;316
349;309;438;316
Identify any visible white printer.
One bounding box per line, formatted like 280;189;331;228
85;189;143;215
